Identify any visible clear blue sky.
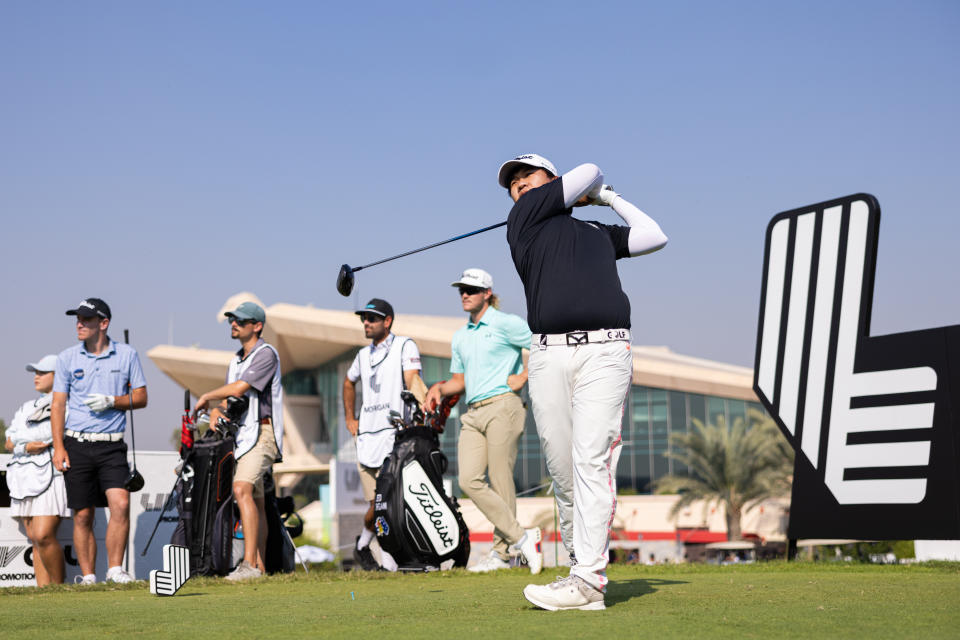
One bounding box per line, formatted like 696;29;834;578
3;1;958;449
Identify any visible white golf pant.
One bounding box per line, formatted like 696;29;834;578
527;339;632;591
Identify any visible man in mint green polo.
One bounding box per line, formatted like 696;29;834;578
425;268;543;574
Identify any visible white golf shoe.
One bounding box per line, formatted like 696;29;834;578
512;527;543;575
523;575;606;611
74;574;96;585
225;560;263;581
467;551;510;573
106;567;135;584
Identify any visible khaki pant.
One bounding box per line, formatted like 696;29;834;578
235;424;279;499
458;392;526;559
357;463;379;502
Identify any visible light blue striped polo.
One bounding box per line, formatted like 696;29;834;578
53;339;147;434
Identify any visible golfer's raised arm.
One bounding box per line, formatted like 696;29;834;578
562;163;604;208
612;197;668;256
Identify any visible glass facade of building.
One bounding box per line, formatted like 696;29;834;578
287;351;764;495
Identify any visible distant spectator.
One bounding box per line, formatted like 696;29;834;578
6;355;71;586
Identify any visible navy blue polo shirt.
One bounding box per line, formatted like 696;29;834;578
506;178;632;334
54;339;147;434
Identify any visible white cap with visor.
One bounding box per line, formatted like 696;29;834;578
26;355;58;373
497;153;558;188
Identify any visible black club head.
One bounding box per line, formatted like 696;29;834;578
336;264;355;296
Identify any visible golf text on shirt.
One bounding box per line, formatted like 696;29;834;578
53;340;146;434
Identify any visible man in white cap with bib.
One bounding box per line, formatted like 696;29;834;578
193;301;284;581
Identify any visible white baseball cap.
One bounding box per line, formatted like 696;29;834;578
26;355;58;373
497;153;558;188
451;268;493;290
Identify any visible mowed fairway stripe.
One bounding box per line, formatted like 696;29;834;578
0;564;958;639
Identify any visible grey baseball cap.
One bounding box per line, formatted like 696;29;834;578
26;355;58;373
497;153;558;188
224;301;266;323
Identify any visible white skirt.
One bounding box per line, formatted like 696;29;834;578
10;474;72;519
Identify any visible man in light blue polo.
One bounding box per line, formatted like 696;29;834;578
425;268;543;574
51;298;148;584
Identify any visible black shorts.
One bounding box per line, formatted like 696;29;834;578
63;437;129;510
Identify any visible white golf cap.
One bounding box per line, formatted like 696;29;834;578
26;355;58;373
497;153;558;188
451;268;493;290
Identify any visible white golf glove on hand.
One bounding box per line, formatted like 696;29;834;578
590;184;619;206
83;393;115;412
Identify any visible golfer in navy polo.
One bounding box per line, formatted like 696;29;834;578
498;154;667;610
51;298;148;584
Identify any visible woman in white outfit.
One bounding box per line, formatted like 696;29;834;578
5;354;72;586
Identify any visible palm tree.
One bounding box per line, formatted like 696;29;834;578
654;409;792;540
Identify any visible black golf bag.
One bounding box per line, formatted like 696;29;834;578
262;471;303;574
171;431;236;576
373;392;470;571
170;396;247;576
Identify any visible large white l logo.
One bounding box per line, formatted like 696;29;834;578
756;196;937;504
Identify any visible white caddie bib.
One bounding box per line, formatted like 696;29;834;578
228;343;285;460
5;395;56;499
356;336;410;468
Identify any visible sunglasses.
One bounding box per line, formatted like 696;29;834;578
458;286;486;296
359;313;384;323
230;317;258;326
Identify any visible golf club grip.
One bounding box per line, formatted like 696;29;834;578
354;220;507;271
184;389;191;412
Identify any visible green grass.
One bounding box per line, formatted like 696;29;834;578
2;562;958;639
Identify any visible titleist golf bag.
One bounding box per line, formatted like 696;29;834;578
373;391;470;571
170;396;246;576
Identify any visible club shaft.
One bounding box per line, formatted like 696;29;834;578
353;221;506;272
125;329;137;467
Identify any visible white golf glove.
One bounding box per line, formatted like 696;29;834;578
83;393;115;412
590;184;619;206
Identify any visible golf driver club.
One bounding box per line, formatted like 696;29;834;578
123;329;145;493
336;220;507;296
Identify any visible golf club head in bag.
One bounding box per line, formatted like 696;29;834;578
214;395;249;437
336;264;355;296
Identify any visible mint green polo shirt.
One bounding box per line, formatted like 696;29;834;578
450;306;532;405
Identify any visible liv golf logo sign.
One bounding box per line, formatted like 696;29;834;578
755;194;960;540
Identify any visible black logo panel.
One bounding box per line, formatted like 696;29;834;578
754;194;960;539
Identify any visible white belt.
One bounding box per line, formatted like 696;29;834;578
66;429;124;442
533;328;631;348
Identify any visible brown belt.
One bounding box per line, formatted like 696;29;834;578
468;392;517;410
